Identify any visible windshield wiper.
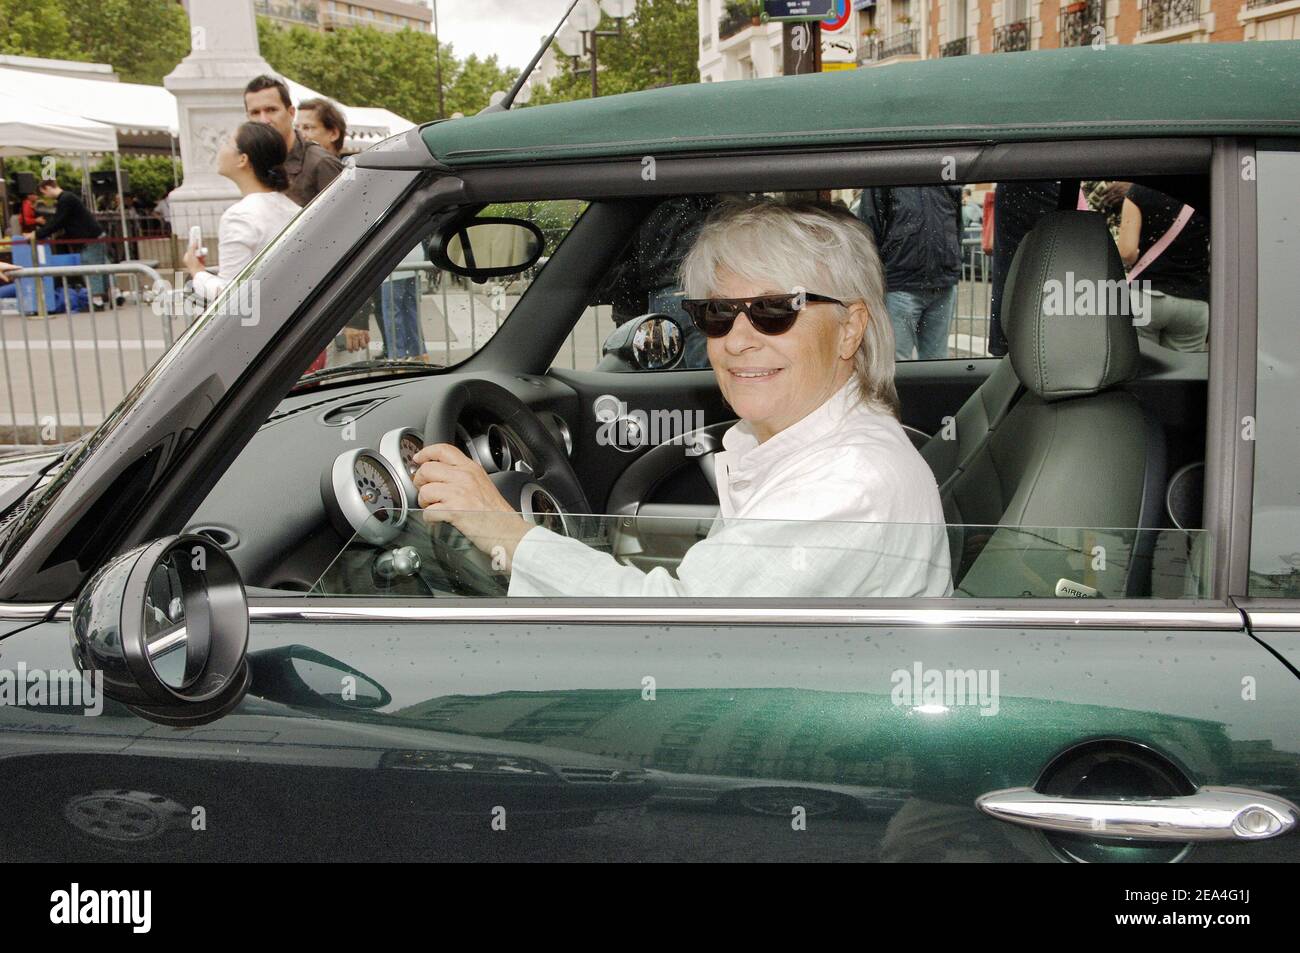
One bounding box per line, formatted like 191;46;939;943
291;359;445;392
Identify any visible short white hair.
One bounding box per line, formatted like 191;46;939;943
678;198;900;419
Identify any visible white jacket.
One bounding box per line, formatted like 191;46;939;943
508;380;953;598
191;191;300;304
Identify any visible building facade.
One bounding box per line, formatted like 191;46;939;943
698;0;1300;79
254;0;433;33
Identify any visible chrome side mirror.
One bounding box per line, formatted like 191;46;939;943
71;534;250;726
600;313;685;371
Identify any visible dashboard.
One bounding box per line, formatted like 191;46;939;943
186;370;581;594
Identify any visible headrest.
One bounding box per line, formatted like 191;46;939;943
1003;211;1140;400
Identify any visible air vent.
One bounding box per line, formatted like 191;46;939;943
320;397;389;427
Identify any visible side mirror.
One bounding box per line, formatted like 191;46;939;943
601;313;685;371
247;645;391;710
430;216;544;281
71;534;250;726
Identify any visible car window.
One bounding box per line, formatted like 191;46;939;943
560;180;1210;372
1249;147;1300;597
310;511;1211;601
299;199;586;378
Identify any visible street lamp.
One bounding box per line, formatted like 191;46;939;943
560;0;634;98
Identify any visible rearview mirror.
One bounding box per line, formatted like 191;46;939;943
430;216;544;281
71;534;251;726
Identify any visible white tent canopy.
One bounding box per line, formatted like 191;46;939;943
0;65;415;156
0;91;119;157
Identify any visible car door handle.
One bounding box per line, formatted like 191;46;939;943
976;786;1299;842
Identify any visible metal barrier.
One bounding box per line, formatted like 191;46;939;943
1;261;166;447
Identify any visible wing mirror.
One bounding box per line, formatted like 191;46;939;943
601;313;685;371
429;216;544;281
71;534;250;726
247;645;391;710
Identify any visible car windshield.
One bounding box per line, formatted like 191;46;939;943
291;200;588;389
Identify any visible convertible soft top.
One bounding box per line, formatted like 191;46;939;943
421;40;1300;167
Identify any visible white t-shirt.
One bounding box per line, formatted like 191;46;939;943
191;191;300;304
507;380;953;598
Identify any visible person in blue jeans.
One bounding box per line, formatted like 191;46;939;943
884;286;958;361
857;185;963;360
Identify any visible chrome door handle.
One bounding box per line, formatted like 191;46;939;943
976;786;1299;842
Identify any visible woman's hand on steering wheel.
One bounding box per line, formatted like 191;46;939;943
412;443;533;570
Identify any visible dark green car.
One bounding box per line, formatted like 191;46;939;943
0;41;1297;862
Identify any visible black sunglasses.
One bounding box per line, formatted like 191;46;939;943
681;292;846;338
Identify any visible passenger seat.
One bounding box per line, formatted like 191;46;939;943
934;211;1167;597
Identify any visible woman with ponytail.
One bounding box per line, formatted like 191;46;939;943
184;121;301;305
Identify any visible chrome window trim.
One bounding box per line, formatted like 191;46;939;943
4;601;1243;629
0;602;60;621
236;602;1243;629
1238;608;1300;631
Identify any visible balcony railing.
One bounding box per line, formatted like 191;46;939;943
719;9;758;41
880;28;919;59
993;18;1032;52
1245;0;1279;8
1059;0;1104;46
254;0;318;25
1140;0;1200;34
941;36;970;57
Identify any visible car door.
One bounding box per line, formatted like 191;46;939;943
1;141;1295;863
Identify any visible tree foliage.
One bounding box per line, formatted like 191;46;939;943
533;0;699;105
257;19;516;123
0;0;189;85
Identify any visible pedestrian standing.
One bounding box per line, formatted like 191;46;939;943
857;185;963;361
181;122;300;306
24;179;111;308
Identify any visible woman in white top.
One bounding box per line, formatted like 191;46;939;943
183;122;300;305
410;199;953;599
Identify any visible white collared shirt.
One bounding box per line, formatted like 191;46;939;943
507;380;953;598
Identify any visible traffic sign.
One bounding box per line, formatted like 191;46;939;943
764;1;839;22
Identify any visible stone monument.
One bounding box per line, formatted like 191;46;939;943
163;0;275;241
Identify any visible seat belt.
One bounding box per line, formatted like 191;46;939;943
1127;205;1194;281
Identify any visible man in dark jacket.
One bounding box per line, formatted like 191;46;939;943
244;75;343;208
25;179;110;303
857;185;963;360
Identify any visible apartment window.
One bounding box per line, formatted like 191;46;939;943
948;0;968;38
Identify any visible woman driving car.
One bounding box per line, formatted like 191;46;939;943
411;199;953;598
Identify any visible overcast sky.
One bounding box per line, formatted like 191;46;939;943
432;0;578;73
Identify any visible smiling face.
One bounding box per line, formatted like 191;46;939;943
706;269;868;444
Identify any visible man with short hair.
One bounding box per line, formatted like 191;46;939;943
24;179;111;306
243;75;343;208
244;75;368;362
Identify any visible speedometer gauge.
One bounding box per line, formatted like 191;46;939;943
379;427;426;508
322;448;409;545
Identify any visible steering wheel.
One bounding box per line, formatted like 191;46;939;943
422;379;591;595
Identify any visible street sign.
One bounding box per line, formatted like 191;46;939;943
764;1;839;22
